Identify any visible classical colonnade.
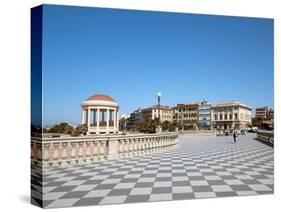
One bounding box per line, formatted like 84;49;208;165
81;106;119;134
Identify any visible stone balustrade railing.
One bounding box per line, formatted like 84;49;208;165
31;132;179;167
256;131;274;145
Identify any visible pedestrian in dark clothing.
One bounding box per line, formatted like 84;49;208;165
233;131;238;144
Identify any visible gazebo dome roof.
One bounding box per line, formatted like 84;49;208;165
82;94;118;108
87;94;116;102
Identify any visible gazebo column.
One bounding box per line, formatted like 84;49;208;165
116;109;119;132
81;108;85;125
87;108;90;129
93;109;96;126
109;110;112;127
97;108;100;134
106;108;110;134
109;109;114;127
113;108;117;132
102;110;105;125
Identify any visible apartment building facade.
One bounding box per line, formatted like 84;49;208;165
142;105;173;123
198;101;212;130
211;101;252;130
172;103;199;130
255;107;274;120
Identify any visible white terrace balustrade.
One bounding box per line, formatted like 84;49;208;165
31;132;179;167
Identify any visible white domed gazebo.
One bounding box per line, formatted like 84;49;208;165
81;94;119;135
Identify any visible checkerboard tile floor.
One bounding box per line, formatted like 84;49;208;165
31;134;274;208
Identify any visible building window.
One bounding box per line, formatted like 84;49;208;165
240;113;244;120
229;114;232;119
235;113;238;120
224;114;227;120
220;114;222;120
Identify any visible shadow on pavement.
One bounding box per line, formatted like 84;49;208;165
254;138;274;148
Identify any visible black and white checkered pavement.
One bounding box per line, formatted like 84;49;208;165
31;134;274;208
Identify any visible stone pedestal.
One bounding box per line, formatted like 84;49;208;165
107;139;119;160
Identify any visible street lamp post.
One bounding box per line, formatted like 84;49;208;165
157;92;161;124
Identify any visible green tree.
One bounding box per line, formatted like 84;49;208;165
72;124;88;136
161;121;170;131
168;122;176;132
49;122;74;135
135;119;157;133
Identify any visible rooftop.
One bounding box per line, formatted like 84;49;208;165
173;103;199;109
211;101;251;109
87;94;116;102
143;105;172;111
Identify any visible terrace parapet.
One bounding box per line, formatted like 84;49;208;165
31;132;179;167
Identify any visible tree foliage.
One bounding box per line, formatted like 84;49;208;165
72;124;88;136
134;120;181;133
135;119;157;133
168;121;182;131
161;121;170;131
48;122;74;135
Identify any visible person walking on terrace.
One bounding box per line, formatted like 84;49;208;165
233;130;238;144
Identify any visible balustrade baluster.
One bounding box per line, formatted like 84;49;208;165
147;138;151;153
61;143;67;165
90;141;94;161
42;143;50;166
97;141;101;160
133;139;138;156
157;137;160;152
121;140;126;158
100;140;106;160
118;140;123;154
152;138;155;152
86;141;91;162
142;138;146;155
129;139;133;157
93;141;99;161
137;139;142;156
78;142;84;163
53;143;59;166
82;142;87;162
70;142;77;164
124;140;129;158
66;142;72;164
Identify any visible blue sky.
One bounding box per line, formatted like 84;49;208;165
41;5;274;126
